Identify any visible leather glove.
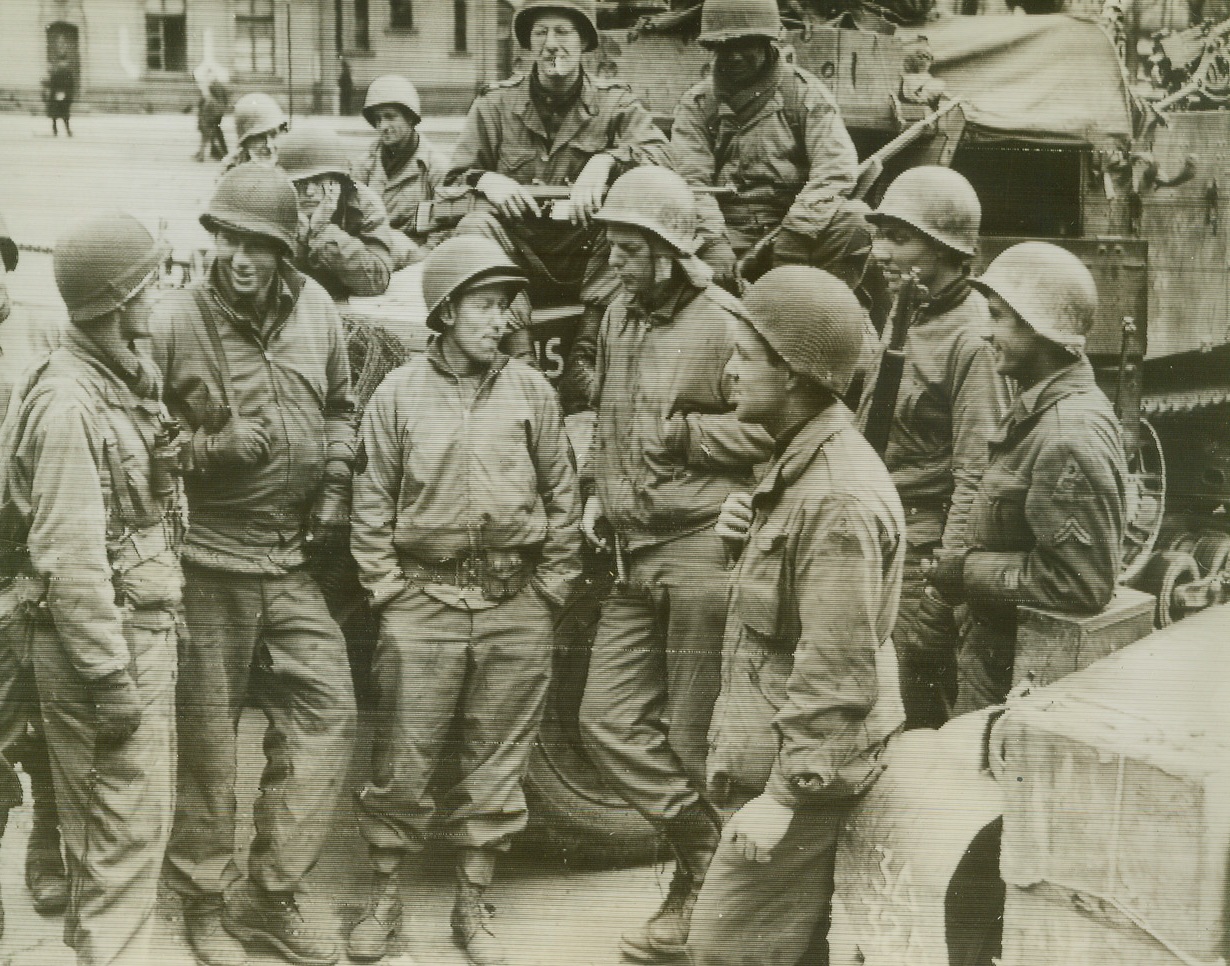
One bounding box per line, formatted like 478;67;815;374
92;670;142;747
925;548;969;603
309;461;352;547
914;585;958;653
195;415;272;469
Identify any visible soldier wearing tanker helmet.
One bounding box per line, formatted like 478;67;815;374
926;241;1127;713
222;91;290;172
860;166;1011;728
352;74;447;251
0;211;69;931
690;266;906;966
148;164;359;966
348;235;581;966
278;128;406;299
444;0;670;365
671;0;879;303
0;212;183;966
574;166;772;963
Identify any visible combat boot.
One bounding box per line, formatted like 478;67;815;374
25;798;68;915
450;848;508;966
346;866;403;963
184;894;247;966
620;798;722;963
224;880;339;966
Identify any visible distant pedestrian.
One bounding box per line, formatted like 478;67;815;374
44;61;75;137
338;58;355;115
196;80;230;162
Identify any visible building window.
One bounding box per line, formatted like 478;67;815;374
146;0;187;72
234;0;275;74
354;0;371;50
389;0;413;29
454;0;467;53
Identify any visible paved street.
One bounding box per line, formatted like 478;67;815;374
0;110;663;966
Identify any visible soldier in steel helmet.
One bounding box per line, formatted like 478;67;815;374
670;0;877;299
926;242;1127;713
575;166;772;963
0;212;69;927
0;211;184;966
222;91;290;172
352;74;447;251
444;0;670;361
347;235;581;966
861;166;1011;728
278;127;405;299
689;266;906;966
148;164;358;966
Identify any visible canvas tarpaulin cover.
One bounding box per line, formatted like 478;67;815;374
906;15;1135;145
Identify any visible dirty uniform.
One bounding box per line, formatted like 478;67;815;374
351;342;580;864
5;329;182;966
446;67;670;324
149;264;358;900
691;404;906;966
352;133;448;250
862;280;1009;727
0;309;62;891
579;277;772;823
296;180;402;300
670;53;869;283
955;357;1126;713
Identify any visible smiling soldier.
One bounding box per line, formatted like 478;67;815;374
348;235;581;966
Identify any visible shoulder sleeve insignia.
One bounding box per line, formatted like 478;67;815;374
1050;517;1093;547
1052;454;1091;500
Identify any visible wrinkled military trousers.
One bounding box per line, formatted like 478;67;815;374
689;792;855;966
579;528;728;825
31;609;176;966
357;586;553;870
954;617;1015;716
0;602;58;839
166;564;356;897
456;204;619;329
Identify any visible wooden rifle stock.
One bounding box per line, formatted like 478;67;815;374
863;271;928;456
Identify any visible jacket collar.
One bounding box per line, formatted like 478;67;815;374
994;357;1096;445
209;259;303;345
368;134;430;189
622;274;701;331
516;66;599;150
63;326;162;405
753;402;852;505
916;276;972;325
715;51;785;124
425;337;510;390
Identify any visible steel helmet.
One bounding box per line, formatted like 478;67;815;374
970;242;1098;354
422;236;528;332
699;0;782;46
278;129;354;183
233;92;289;146
363;74;422;126
54;212;167;325
868;166;981;257
741;266;867;395
513;0;599;52
0;212;16;272
596;166;700;255
201;164;299;256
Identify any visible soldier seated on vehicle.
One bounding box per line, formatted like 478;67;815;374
347;235;581;966
222;92;289;172
669;0;881;299
352;74;446;257
444;0;670;367
925;242;1127;714
278;128;407;300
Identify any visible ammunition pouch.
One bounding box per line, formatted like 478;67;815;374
108;515;184;611
400;547;534;603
